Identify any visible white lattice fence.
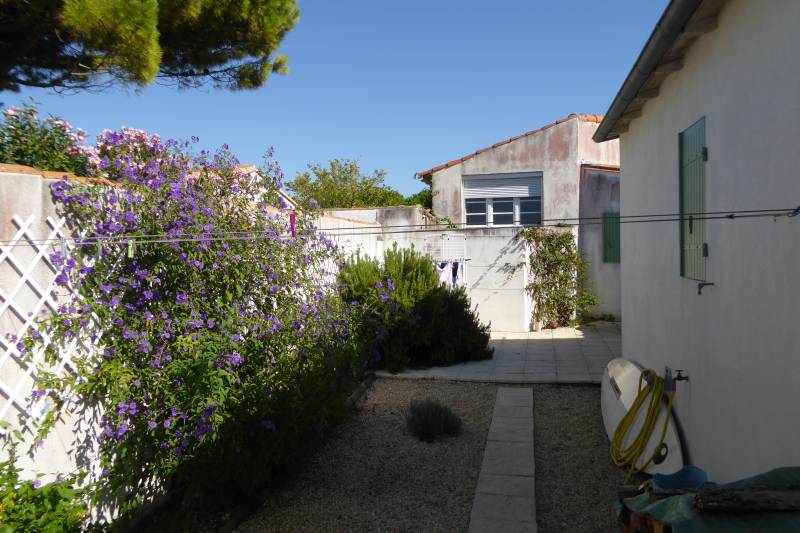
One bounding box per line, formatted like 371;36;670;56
0;209;106;480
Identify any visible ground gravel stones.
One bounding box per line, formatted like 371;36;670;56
533;384;624;533
236;378;496;533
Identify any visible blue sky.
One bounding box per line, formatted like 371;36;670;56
1;0;667;195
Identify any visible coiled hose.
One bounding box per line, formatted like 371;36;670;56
610;368;675;483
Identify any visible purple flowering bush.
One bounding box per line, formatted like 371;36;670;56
25;128;369;517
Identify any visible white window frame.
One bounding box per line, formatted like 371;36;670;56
464;196;542;227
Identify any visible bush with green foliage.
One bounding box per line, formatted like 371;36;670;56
520;227;597;328
0;101;92;174
410;285;493;367
339;246;492;371
0;432;88;533
403;188;432;209
406;399;462;442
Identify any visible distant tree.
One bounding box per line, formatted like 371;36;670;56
0;0;298;92
287;159;406;208
404;187;432;209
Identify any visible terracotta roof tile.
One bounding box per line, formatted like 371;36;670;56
416;113;604;181
0;163;120;187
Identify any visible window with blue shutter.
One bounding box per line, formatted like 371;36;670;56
679;117;707;280
603;212;620;263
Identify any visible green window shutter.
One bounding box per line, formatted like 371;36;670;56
603;211;620;263
679;117;707;280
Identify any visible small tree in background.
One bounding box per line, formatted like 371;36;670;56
403;187;432;209
286;158;406;208
0;0;298;92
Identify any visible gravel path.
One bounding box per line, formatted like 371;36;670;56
533;384;623;533
236;378;496;533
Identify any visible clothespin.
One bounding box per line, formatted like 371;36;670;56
127;239;135;258
60;236;67;257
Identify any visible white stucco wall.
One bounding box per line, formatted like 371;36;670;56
429;117;620;331
579;167;621;318
617;0;800;482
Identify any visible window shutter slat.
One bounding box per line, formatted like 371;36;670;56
463;175;542;199
603;212;621;263
679;118;706;280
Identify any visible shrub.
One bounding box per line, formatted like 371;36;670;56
520;227;597;328
381;245;439;308
406;399;462;442
410;285;493;367
0;438;88;533
339;244;439;307
340;247;492;371
0;101;93;175
22;127;369;519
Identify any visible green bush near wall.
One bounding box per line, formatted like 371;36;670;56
339;245;492;371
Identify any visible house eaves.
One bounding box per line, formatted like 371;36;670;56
415;113;604;184
594;0;727;143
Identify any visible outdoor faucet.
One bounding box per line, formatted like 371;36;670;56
697;282;714;295
674;370;689;382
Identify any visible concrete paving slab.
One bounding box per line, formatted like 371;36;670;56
476;474;535;497
481;442;534;476
468;516;537;533
470;493;536;522
488;418;534;443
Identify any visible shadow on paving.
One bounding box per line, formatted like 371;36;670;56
533;384;624;533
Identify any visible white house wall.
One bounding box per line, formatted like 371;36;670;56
618;0;800;482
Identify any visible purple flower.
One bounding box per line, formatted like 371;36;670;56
387;279;395;291
176;293;189;304
99;283;113;294
31;389;46;400
374;280;383;289
33;479;42;489
54;273;69;285
148;421;157;429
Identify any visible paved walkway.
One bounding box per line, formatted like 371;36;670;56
377;322;621;384
469;387;536;532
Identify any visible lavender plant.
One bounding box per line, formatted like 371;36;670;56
23;128;369;517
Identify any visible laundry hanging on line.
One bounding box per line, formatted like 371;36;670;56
436;261;452;286
435;261;465;288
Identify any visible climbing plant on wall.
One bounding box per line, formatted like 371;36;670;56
520;227;596;329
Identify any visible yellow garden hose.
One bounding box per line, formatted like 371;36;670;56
610;369;675;483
